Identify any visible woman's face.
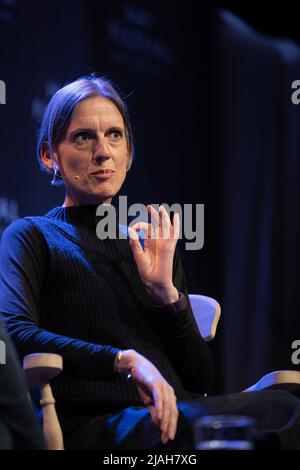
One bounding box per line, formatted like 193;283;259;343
53;95;130;206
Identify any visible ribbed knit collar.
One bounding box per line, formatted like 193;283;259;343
45;204;109;228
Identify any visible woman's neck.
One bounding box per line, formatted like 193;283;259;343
62;193;112;208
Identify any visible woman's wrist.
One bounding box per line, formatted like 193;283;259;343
146;283;179;305
113;349;137;374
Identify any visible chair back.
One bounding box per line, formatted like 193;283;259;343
189;294;221;341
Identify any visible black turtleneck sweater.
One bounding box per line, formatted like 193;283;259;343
0;205;213;434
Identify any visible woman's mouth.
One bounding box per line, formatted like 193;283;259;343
90;169;115;180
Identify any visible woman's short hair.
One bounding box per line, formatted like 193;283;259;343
37;74;134;185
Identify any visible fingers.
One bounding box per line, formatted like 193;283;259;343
158;383;178;444
130;221;149;239
160;384;171;438
149;205;169;239
127;225;145;257
130;205;180;242
144;379;178;444
147;205;180;240
166;395;179;442
173;212;180;240
128;225;140;241
159;206;171;239
146;205;159;238
133;355;178;445
152;386;163;421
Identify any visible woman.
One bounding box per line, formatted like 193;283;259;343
0;75;300;449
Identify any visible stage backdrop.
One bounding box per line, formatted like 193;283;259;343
216;10;300;392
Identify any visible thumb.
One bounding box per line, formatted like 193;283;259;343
128;226;144;255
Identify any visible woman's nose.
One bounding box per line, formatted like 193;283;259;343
93;154;111;165
93;139;111;164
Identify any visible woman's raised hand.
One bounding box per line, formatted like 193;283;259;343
128;205;180;304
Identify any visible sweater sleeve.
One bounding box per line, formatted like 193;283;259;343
0;219;119;381
151;250;214;394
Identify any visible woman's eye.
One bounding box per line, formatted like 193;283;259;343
74;132;92;143
108;130;123;141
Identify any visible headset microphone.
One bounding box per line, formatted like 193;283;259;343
53;166;80;181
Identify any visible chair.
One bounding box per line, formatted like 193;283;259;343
189;294;221;341
23;294;300;449
24;353;64;450
190;295;300;392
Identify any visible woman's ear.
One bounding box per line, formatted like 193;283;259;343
40;141;54;172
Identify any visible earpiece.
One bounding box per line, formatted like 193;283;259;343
53;165;80;181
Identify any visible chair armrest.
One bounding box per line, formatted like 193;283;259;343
243;370;300;392
23;353;64;450
23;353;63;390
